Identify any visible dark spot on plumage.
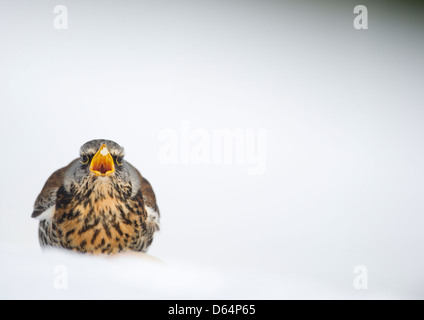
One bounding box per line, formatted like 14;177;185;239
116;205;124;215
124;202;134;213
78;217;100;235
112;223;123;237
103;223;112;239
121;213;132;225
86;207;95;218
85;187;92;198
72;209;81;220
140;221;146;230
56;186;72;209
110;212;117;223
135;197;144;209
124;188;132;199
83;198;90;209
91;229;100;244
66;228;76;238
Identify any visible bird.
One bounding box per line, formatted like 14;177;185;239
31;139;160;254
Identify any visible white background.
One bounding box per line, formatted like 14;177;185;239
0;0;423;299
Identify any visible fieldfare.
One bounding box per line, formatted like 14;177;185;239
31;139;160;254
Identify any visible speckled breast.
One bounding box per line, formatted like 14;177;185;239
52;179;147;254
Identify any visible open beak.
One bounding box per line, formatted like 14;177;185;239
90;144;115;176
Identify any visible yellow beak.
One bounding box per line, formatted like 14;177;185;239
90;144;115;176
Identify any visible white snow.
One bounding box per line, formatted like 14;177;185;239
0;244;400;300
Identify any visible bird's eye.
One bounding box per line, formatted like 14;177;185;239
81;154;89;164
116;156;124;166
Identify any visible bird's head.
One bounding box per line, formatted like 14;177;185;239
79;139;125;177
63;139;139;197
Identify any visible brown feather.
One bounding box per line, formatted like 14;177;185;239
31;159;78;218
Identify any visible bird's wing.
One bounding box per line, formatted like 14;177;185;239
140;176;160;215
31;159;78;220
126;162;160;215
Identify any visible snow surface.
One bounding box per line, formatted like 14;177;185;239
0;244;400;300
